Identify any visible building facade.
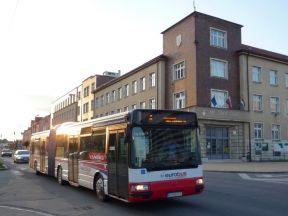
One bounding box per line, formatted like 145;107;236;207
239;46;288;160
80;73;118;122
52;86;81;126
92;55;166;117
162;12;249;161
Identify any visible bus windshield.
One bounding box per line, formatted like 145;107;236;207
131;126;201;171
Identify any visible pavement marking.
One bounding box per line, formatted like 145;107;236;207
0;205;56;216
239;173;288;185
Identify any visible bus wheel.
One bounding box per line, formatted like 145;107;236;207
95;176;108;202
57;167;64;185
34;161;39;175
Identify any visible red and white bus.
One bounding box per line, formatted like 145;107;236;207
30;109;204;202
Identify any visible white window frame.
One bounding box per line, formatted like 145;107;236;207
124;84;129;97
254;123;263;140
252;66;262;83
118;87;122;100
210;89;228;109
149;72;156;88
210;58;228;79
149;98;156;109
123;106;129;112
285;73;288;88
132;80;137;94
174;91;185;109
210;27;227;49
173;61;185;80
269;70;278;86
140;77;146;91
270;97;280;113
111;90;116;102
252;94;263;112
140;101;146;109
106;93;110;104
131;104;137;110
272;124;280;141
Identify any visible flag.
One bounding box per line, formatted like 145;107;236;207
240;99;245;110
226;96;232;109
211;95;217;107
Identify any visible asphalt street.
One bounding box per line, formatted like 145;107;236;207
1;157;288;216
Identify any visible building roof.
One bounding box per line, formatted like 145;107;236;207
161;11;243;34
92;54;167;94
239;45;288;64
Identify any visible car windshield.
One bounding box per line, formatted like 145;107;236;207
16;150;29;155
131;126;201;171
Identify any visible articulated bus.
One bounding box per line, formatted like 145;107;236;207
29;109;204;202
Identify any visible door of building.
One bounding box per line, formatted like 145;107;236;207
206;127;229;159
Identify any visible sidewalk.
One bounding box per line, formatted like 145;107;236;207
203;161;288;173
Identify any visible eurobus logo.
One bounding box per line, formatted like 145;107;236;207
161;171;187;179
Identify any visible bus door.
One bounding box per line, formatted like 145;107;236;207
68;136;79;183
40;139;46;173
108;129;128;199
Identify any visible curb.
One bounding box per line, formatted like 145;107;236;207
204;170;288;174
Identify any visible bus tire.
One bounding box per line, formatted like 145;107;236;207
95;175;108;202
57;167;64;185
34;161;39;175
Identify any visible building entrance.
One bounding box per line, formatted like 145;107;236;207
206;127;230;159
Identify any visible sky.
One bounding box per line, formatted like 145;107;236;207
0;0;287;141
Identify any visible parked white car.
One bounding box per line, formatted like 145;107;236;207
13;150;30;163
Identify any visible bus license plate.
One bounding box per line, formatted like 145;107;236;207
167;192;182;198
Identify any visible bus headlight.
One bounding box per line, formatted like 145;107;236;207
196;178;204;185
130;184;150;192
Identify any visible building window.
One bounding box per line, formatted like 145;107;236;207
106;93;110;104
140;77;146;91
118;87;122;100
123;106;129;112
83;102;89;113
210;58;228;79
111;90;116;102
252;66;261;83
210;28;227;48
269;70;278;86
131;104;137;110
124;84;129;97
211;89;228;108
254;123;263;140
285;73;288;88
272;125;280;141
132;81;137;94
174;92;185;109
286;99;288;114
117;108;121;113
252;95;263;111
149;72;156;88
100;95;105;107
91;82;95;91
173;61;185;80
95;97;99;108
140;101;146;109
270;97;280;113
91;100;94;111
149;98;156;109
84;86;90;97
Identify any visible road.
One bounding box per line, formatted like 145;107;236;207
1;157;288;216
